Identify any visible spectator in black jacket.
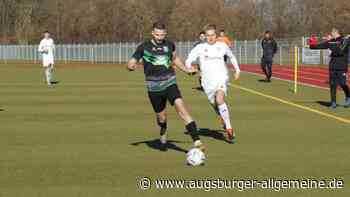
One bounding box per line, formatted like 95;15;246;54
261;31;278;82
193;31;206;91
310;28;350;109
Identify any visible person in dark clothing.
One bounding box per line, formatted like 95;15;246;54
127;22;205;151
193;31;206;47
261;31;278;82
309;28;350;109
193;31;206;90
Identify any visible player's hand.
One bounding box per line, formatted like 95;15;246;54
187;67;198;75
234;72;240;80
127;64;136;71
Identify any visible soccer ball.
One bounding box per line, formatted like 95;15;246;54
186;148;205;166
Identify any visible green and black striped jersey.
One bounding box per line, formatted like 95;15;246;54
132;39;177;92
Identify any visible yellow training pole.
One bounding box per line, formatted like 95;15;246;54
294;46;298;94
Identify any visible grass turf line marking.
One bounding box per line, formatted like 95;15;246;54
241;71;329;90
229;83;350;124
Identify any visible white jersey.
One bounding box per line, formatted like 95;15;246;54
185;42;240;84
186;42;240;104
38;38;55;67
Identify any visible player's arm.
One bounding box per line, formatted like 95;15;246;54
52;40;56;54
225;45;241;80
309;40;329;50
38;40;44;53
172;42;197;74
173;52;196;75
127;58;138;71
340;37;350;52
184;45;201;74
273;40;278;54
127;44;143;71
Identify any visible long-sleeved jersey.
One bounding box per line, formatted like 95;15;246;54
38;38;55;66
310;36;349;72
38;38;55;55
262;38;278;60
185;42;240;84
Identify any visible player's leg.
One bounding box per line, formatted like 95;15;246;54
148;91;168;150
197;65;203;90
167;85;203;149
198;74;203;91
215;89;235;143
157;111;167;144
48;64;54;84
43;65;52;86
337;71;350;107
203;84;225;129
260;58;268;81
266;60;273;82
329;71;337;108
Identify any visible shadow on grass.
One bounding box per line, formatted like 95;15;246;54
185;128;230;144
316;101;332;107
131;139;188;153
192;86;204;92
51;81;60;85
258;79;268;83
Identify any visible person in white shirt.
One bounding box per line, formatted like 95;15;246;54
185;24;240;144
38;31;55;86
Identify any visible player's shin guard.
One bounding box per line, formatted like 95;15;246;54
185;121;200;142
218;103;232;130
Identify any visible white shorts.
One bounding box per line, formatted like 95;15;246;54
42;55;54;67
203;81;228;104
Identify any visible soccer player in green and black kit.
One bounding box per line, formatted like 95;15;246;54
127;22;204;151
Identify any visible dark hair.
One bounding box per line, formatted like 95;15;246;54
265;30;272;34
331;28;340;34
153;22;166;30
204;24;216;32
220;29;225;33
199;31;205;35
44;30;50;34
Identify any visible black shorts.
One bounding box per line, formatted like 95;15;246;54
148;84;182;113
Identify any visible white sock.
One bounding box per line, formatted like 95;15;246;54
218;103;232;130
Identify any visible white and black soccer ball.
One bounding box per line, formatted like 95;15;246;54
186;148;205;166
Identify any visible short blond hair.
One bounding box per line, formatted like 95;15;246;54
203;24;216;32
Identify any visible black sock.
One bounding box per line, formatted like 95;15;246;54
341;85;350;98
157;119;167;135
186;121;200;142
330;83;337;103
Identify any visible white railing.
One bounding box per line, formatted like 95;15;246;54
0;39;330;65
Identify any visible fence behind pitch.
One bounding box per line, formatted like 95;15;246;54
0;39;330;65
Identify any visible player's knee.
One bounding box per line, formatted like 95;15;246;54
215;92;225;105
157;112;167;123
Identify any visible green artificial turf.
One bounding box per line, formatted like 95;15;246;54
0;63;349;197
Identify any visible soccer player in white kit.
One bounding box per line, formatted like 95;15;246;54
185;24;241;143
38;31;55;86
